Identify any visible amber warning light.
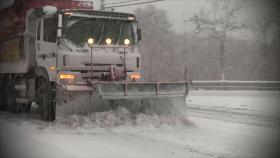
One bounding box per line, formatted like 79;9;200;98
59;74;75;79
130;73;141;80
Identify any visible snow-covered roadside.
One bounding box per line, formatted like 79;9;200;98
1;111;279;158
187;90;280;127
0;111;199;158
187;90;280;116
0;90;279;158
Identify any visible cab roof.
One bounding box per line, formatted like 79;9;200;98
62;10;137;21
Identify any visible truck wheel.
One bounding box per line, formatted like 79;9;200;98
19;103;32;113
36;77;55;121
0;78;6;110
6;80;18;113
24;103;32;113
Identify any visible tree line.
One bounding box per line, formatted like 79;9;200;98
135;0;280;81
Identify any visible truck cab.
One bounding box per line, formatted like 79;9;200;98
35;7;142;84
0;5;143;120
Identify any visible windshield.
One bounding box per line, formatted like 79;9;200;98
62;16;135;47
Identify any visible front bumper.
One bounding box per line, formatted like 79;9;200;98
57;81;189;99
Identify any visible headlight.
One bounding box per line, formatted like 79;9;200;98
124;39;130;45
106;38;112;45
87;38;95;47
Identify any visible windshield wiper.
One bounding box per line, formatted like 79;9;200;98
116;24;123;45
59;39;74;52
97;24;105;45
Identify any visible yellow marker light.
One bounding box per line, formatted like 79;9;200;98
106;38;112;45
49;66;56;71
124;39;130;45
59;74;75;80
64;12;73;16
128;17;135;21
87;38;94;46
130;73;141;80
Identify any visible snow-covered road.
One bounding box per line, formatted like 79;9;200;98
1;90;279;158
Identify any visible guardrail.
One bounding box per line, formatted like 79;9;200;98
190;80;280;91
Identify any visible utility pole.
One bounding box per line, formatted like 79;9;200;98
100;0;105;10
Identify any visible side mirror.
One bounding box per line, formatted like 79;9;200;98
57;14;62;38
137;28;142;41
57;29;62;38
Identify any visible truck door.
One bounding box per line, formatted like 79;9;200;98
36;16;58;81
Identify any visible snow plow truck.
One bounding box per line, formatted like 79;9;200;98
0;0;189;121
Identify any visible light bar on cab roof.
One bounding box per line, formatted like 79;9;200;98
128;16;135;21
64;12;73;16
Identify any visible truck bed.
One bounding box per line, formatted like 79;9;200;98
0;36;29;74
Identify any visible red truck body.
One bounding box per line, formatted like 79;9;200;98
0;0;93;39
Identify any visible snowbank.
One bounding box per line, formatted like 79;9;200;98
52;106;193;131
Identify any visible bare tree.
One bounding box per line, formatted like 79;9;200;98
135;5;183;81
190;0;246;80
250;1;280;54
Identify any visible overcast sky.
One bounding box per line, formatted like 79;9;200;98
0;0;208;33
1;0;272;38
95;0;208;33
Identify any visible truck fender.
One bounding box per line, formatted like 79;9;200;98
35;67;51;81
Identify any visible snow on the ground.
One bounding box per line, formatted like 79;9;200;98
188;90;280;116
53;106;192;130
0;90;280;158
187;90;280;128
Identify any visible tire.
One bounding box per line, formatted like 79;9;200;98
6;80;18;113
0;78;6;110
24;103;32;113
36;77;55;121
19;102;32;113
